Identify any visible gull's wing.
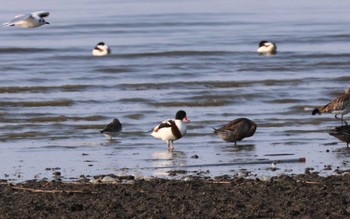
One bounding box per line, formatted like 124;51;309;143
32;11;50;18
3;14;31;26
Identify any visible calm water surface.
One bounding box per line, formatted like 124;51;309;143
0;0;350;182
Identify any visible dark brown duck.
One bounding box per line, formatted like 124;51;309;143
213;118;257;145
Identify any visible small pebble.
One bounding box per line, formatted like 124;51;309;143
323;165;332;171
101;176;117;183
258;176;272;182
89;178;100;184
53;171;61;176
121;179;135;185
143;176;155;182
182;176;192;182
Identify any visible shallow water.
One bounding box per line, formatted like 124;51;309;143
0;0;350;182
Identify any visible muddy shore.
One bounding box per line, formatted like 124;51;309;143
1;172;350;218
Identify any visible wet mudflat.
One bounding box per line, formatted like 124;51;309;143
1;173;350;218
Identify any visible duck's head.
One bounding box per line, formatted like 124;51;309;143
95;42;108;50
175;110;189;122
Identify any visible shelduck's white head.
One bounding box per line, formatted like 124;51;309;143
92;42;111;56
257;40;277;55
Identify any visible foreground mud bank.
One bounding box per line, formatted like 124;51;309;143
1;173;350;218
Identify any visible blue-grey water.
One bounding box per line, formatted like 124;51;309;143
0;0;350;182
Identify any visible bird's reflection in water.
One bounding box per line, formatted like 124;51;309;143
102;138;121;146
151;150;187;176
221;143;256;153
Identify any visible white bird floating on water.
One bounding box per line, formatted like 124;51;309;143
257;40;277;55
92;42;111;56
3;11;50;28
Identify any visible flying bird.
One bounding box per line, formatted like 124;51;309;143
213;118;257;145
3;11;50;28
151;110;189;151
312;88;350;125
100;118;122;139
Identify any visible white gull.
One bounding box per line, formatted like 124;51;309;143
4;11;50;28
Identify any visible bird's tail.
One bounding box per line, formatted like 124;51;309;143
146;128;154;133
